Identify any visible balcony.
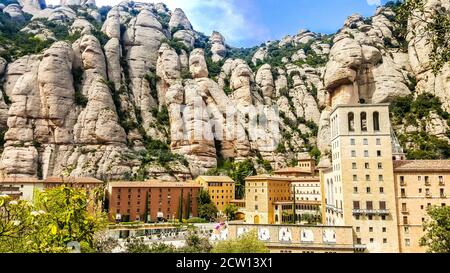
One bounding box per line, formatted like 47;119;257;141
439;181;445;186
440;194;447;198
401;209;409;214
426;193;432;198
425;182;431;186
377;209;390;215
352;209;364;215
400;181;406;186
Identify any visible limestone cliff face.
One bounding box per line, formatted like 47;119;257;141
0;1;449;180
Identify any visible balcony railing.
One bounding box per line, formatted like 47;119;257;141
439;181;445;186
426;193;432;198
352;209;389;216
440;194;447;198
425;181;431;186
400;181;406;186
401;209;409;214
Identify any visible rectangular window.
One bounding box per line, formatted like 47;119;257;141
352;163;357;169
353;201;360;209
379;201;386;210
363;139;368;145
353;187;358;193
366;175;371;181
350;139;355;145
351;150;356;157
403;216;408;225
376;138;381;145
379;187;384;193
402;203;407;212
364;150;369;157
365;163;370;169
382;227;387;232
366;187;371;194
405;239;410;246
353;175;358;181
366;201;373;210
377;150;382;157
378;163;383;169
369;227;373;232
378;175;384;182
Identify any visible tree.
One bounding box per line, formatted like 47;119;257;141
0;185;108;253
223;204;238;221
198;189;212;205
212;230;269;253
179;231;212;253
198;203;218;222
125;237;176;253
419;206;450;253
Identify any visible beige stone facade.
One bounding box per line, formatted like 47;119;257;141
393;160;450;253
244;175;292;224
227;223;357;253
324;103;400;253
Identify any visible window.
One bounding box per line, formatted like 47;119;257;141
376;138;381;145
352;163;357;169
383;238;387;244
365;163;370;169
404;227;409;234
356;227;360;232
373;112;380;131
382;227;387;233
357;238;362;244
366;175;371;181
379;201;386;210
377;150;382;157
403;216;408;225
379;187;384;193
378;163;383;169
369;227;373;232
363;138;368;145
366;201;373;210
378;175;384;182
353;175;358;181
354;187;358;193
439;176;444;184
364;150;369;157
351;150;356;157
255;205;258;210
370;238;374;243
348;112;355;131
351;138;355;145
405;239;410;246
366;187;371;194
353;201;360;209
361;112;367;131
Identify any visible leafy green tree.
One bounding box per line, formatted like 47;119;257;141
179;231;212;253
198;203;218;222
212;230;269;253
125;237;176;253
223;204;238;221
198;189;212;205
419;206;450;253
0;185;108;253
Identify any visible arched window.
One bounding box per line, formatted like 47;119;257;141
373;112;380;131
360;112;367;132
348;112;355;132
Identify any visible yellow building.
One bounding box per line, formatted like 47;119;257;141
244;175;292;224
324;103;400;253
393;160;450;253
195;176;235;212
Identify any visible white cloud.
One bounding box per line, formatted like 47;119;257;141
366;0;381;6
45;0;268;46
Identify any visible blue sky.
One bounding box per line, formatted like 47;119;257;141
46;0;390;47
